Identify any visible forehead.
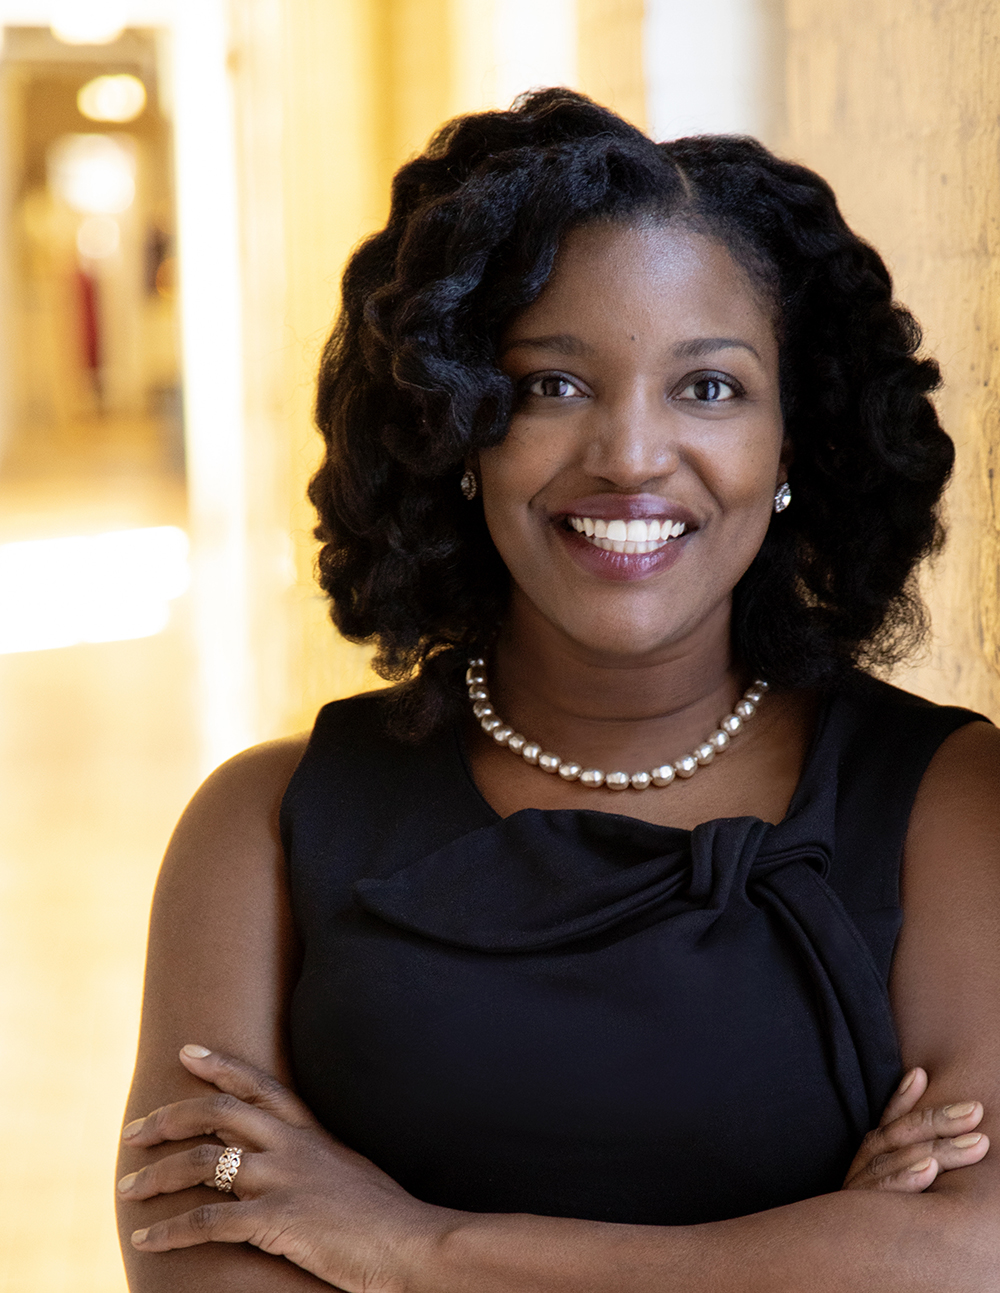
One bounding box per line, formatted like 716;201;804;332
505;220;777;358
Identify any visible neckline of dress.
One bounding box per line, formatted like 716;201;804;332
450;683;840;836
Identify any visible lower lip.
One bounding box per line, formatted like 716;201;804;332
556;525;691;582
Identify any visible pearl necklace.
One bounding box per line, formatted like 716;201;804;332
466;658;768;791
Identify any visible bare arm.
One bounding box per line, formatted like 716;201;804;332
116;735;330;1290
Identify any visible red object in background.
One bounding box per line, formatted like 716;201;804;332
76;267;101;373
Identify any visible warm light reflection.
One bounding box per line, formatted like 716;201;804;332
0;527;190;654
76;212;120;258
78;73;147;123
50;0;127;46
47;133;136;215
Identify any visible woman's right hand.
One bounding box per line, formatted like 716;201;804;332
842;1067;989;1192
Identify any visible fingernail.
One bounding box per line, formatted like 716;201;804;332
117;1172;138;1194
944;1102;978;1119
182;1043;212;1059
122;1119;144;1139
910;1157;934;1172
952;1133;984;1149
897;1069;918;1094
131;1229;149;1246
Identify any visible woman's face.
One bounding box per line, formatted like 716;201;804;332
478;219;786;662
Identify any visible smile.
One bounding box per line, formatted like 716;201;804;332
566;515;688;555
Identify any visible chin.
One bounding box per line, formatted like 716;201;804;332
508;566;728;663
555;614;692;663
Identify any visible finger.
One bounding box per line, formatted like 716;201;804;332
876;1132;990;1179
875;1100;984;1153
118;1143;259;1201
878;1068;928;1126
844;1103;987;1190
927;1132;990;1172
877;1135;988;1179
122;1091;277;1150
131;1200;268;1252
178;1046;319;1130
868;1155;941;1193
847;1131;990;1191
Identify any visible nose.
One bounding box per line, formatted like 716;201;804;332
580;383;679;488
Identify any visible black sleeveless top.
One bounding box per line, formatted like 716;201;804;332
280;674;986;1226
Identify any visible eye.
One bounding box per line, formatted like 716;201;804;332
523;373;587;399
676;375;741;403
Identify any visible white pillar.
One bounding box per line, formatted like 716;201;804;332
452;0;578;112
644;0;781;142
171;0;255;771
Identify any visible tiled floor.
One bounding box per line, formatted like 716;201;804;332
0;420;201;1292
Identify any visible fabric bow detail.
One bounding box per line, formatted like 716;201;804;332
354;807;901;1139
353;809;825;952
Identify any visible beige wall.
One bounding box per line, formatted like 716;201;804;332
778;0;1000;720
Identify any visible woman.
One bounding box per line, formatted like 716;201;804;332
116;91;1000;1290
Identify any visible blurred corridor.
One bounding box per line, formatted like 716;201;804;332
0;17;198;1290
0;2;998;1291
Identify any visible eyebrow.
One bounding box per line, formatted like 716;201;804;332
501;333;761;362
499;333;595;358
672;336;761;361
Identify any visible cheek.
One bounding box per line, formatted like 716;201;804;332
477;463;532;571
695;420;783;507
479;424;564;523
479;487;542;576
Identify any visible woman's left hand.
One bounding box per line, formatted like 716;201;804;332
119;1046;449;1292
841;1066;989;1192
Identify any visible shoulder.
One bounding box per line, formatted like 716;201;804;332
200;731;312;805
906;715;1000;861
834;670;989;729
164;688;406;879
898;710;1000;962
832;672;999;858
153;733;312;918
172;732;311;846
279;688;445;828
819;674;991;837
897;707;999;987
824;672;991;790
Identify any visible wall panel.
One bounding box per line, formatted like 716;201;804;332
779;0;1000;718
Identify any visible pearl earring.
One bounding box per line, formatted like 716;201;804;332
773;483;791;513
460;469;478;500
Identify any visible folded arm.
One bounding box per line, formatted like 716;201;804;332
116;735;329;1291
410;719;1000;1292
120;720;1000;1292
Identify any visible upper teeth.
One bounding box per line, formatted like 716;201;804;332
567;516;687;553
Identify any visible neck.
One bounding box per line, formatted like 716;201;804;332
487;595;745;769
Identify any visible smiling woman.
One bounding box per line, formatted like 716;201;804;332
116;90;1000;1292
309;95;949;745
480;223;784;670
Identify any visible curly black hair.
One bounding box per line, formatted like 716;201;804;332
309;88;952;736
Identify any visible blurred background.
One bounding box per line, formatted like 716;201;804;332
0;0;996;1288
